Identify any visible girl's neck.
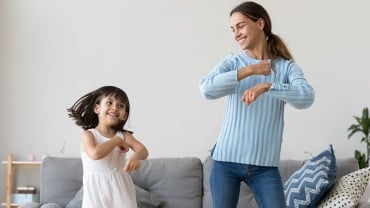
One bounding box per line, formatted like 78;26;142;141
95;125;116;138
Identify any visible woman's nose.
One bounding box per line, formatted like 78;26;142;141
234;29;240;40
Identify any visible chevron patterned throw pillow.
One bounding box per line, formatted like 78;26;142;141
284;144;337;208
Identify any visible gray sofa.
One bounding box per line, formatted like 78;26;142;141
22;156;370;208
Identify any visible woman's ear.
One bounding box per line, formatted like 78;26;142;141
257;18;265;30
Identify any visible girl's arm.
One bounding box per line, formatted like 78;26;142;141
81;130;123;160
123;132;149;172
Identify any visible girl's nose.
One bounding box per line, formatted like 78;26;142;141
113;104;120;110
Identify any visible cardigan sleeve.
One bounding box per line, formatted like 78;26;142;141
199;55;239;99
267;61;315;109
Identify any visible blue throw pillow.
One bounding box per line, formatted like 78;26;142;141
284;144;337;208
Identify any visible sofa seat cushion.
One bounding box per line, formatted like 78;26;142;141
65;185;163;208
40;204;62;208
135;185;164;208
65;187;83;208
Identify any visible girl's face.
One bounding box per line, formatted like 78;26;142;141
94;95;127;127
230;12;265;51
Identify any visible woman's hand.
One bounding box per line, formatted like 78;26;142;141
237;60;271;81
241;83;272;105
250;60;271;76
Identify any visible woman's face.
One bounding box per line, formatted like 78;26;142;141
230;12;265;51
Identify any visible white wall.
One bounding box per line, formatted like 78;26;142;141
1;0;370;204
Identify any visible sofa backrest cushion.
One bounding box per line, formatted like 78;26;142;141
334;158;359;178
40;157;83;207
130;157;203;208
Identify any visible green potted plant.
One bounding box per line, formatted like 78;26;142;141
348;107;370;169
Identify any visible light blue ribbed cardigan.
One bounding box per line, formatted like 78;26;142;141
199;52;315;167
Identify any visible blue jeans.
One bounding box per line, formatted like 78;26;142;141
210;160;286;208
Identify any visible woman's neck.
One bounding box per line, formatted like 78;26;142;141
245;40;269;60
245;48;269;60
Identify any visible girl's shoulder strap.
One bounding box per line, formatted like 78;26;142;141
87;128;98;136
116;131;125;140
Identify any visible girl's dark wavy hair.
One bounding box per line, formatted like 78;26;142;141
67;86;131;132
230;1;293;60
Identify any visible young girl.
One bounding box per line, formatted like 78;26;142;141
68;86;148;208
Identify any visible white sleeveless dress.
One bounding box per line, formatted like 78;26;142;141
81;129;138;208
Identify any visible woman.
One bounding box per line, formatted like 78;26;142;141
199;2;314;207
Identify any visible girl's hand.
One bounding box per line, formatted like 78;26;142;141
118;145;129;153
112;136;130;153
121;132;148;172
123;157;141;172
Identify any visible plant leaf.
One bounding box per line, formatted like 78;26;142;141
362;107;369;136
348;126;361;139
